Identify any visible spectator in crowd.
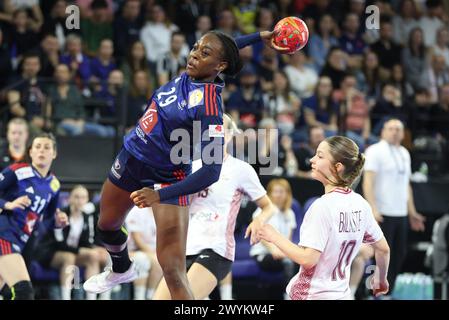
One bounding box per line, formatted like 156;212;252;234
253;7;275;65
339;13;366;69
34;185;109;300
408;88;433;139
390;63;414;101
140;5;180;65
392;0;419;46
216;9;241;38
402;27;428;91
430;83;449;141
174;0;201;36
60;34;92;91
431;26;449;67
187;15;212;49
257;46;280;93
284;51;318;99
279;134;299;178
418;0;445;48
119;40;153;87
6;8;40;65
370;16;402;77
113;0;143;62
307;14;339;73
4;0;43;32
250;178;297;298
0;27;12;89
263;70;301;136
232;0;257;34
46;64;85;136
41;0;79;49
125;206;162;300
227;64;265;129
37;34;60;79
356;51;384;107
294;125;325;178
320;46;349;90
80;0;113;57
337;74;376;150
0;118;28;171
90;39;117;89
420;54;449;103
7;53;47;134
303;76;339;136
363;118;426;292
76;0;114;20
156;32;188;86
126;70;152;130
302;0;331;23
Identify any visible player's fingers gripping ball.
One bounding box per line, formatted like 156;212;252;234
273;16;309;54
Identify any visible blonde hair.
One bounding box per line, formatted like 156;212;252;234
266;178;292;212
325;136;365;187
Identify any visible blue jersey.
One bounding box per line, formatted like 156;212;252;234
0;163;60;251
124;72;224;171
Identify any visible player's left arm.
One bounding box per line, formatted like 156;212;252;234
257;224;321;269
245;195;277;245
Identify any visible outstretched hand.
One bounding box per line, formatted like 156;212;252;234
55;209;70;228
260;31;290;53
130;187;160;208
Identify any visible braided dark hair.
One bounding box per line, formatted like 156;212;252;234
207;30;243;77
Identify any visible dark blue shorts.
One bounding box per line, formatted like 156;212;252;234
108;147;191;206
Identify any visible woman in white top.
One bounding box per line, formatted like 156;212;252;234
257;136;390;300
153;114;276;300
250;179;297;289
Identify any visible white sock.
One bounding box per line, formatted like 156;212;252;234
134;286;146;300
86;292;97;300
60;286;71;300
220;284;233;300
146;288;155;300
99;290;112;300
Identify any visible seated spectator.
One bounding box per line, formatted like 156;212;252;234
284;50;318;99
335;74;378;150
227;65;265;128
4;0;44;32
6;8;40;66
41;0;80;49
231;0;257;34
339;13;367;69
420;53;449;103
307;14;339;73
216;9;241;38
127;70;152;130
370;16;402;77
187;15;212;49
392;0;419;46
120;40;153;87
402;27;428;91
76;0;114;20
140;5;180;65
0;118;28;171
356;51;384;107
263;70;301;136
256;46;280;93
418;0;444;48
390;63;415;101
320;46;349;90
90;39;117;89
7;53;47;134
37;34;60;79
431;26;449;67
408;88;433;139
250;178;297;296
125;206;162;300
252;7;275;65
430;83;449;142
303;76;339;136
46;64;85;136
34;185;109;300
80;0;113;57
294;125;325;179
113;0;143;62
60;34;92;91
156;32;188;86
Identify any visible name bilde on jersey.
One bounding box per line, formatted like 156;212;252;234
124;72;224;171
0;163;60;248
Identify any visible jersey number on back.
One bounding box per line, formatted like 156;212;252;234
331;240;356;281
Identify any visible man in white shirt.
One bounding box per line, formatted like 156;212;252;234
363;118;425;291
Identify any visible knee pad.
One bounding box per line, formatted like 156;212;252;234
11;281;34;300
132;251;151;279
97;226;128;251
